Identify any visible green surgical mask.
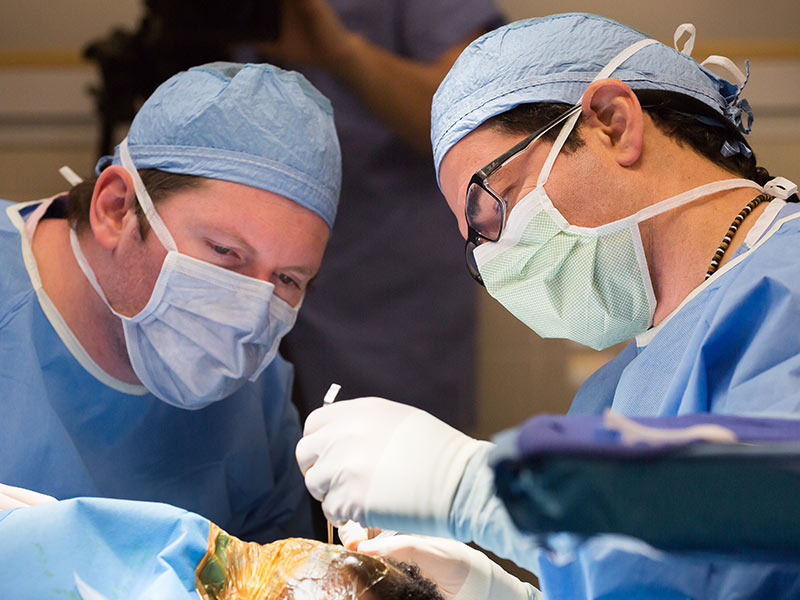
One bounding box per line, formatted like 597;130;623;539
473;125;764;350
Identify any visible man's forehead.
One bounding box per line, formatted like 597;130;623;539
166;179;323;223
441;125;533;196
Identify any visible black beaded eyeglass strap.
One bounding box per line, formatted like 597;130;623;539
706;192;774;280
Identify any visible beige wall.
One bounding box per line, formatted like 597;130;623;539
499;0;800;40
0;1;798;441
0;1;141;50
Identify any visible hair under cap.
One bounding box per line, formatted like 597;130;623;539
431;13;753;183
97;62;342;229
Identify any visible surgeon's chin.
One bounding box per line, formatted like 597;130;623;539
146;378;250;411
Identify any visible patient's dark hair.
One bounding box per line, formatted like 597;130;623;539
66;168;203;236
486;89;773;186
369;560;444;600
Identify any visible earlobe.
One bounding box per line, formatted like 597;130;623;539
581;79;644;167
89;166;139;249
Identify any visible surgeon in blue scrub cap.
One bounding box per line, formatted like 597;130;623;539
0;62;341;543
297;13;800;599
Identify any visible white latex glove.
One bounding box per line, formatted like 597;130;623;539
354;533;541;600
296;397;490;535
0;483;57;510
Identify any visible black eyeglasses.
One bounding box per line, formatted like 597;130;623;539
464;103;582;285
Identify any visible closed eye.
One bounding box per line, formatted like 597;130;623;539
207;242;244;263
212;244;233;256
278;272;300;288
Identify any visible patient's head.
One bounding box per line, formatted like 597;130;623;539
196;526;442;600
337;553;442;600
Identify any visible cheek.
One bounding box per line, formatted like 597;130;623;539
116;237;167;316
273;283;304;308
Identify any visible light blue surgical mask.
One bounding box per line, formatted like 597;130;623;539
70;138;299;409
473;40;765;351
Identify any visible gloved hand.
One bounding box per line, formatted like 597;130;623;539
350;532;541;600
296;397;491;536
0;483;57;510
338;520;381;549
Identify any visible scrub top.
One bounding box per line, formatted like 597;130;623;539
542;198;800;598
278;0;504;429
448;198;800;599
571;198;800;418
0;197;312;544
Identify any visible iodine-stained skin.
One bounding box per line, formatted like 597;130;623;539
196;525;398;600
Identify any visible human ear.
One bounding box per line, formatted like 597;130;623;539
88;166;139;249
581;79;644;167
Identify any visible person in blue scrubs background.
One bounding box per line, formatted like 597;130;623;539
0;61;341;543
243;0;503;432
294;13;800;599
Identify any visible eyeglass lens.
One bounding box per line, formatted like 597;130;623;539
466;182;504;242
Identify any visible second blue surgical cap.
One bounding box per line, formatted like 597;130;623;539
98;62;342;229
432;13;754;182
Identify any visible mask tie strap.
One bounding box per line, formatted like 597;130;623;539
119;138;178;252
629;178;763;225
537;38;659;188
69;227;125;318
536;110;580;188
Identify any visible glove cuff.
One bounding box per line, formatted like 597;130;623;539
459;551;541;600
364;410;488;536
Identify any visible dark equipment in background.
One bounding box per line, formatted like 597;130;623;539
83;0;282;158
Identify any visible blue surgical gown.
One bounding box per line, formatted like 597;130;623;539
452;199;800;598
0;198;311;543
570;202;800;417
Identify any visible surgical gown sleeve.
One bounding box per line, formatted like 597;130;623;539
450;443;545;575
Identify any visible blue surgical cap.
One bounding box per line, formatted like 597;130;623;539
97;62;342;229
432;13;753;183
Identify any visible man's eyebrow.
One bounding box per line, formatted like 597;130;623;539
196;224;318;278
283;265;316;277
197;223;255;254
